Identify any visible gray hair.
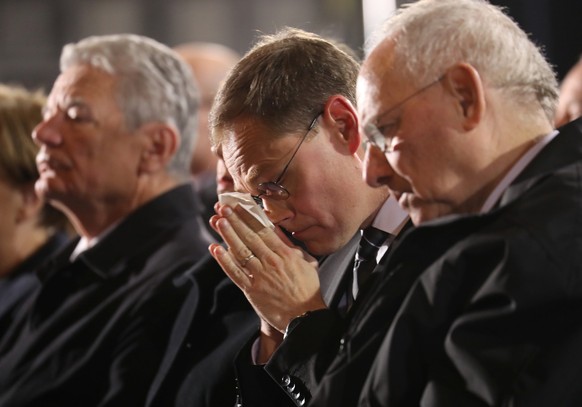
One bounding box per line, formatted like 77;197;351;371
366;0;559;122
60;34;199;179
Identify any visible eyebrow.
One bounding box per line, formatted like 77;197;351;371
243;159;283;192
43;97;89;115
244;164;264;187
64;99;90;109
372;104;402;127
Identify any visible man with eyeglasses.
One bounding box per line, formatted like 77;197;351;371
208;28;408;406
354;0;582;406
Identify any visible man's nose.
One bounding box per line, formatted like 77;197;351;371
32;116;63;147
363;143;393;187
261;198;294;226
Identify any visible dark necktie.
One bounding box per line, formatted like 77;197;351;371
352;227;391;299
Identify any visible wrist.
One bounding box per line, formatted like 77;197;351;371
256;331;283;364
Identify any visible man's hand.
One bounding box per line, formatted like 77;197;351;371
209;203;326;333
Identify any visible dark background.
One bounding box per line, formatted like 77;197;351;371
0;0;579;92
491;0;582;81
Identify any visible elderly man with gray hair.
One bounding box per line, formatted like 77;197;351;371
0;34;219;406
357;0;582;406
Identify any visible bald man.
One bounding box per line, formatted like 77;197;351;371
174;43;240;181
174;43;240;240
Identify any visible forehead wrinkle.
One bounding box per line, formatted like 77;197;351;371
236;155;279;193
243;163;261;183
49;65;122;125
222;131;276;194
54;65;114;97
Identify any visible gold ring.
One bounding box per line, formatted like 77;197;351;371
241;253;256;267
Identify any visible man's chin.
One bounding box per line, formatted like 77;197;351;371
402;200;436;225
302;236;348;258
285;234;321;256
35;179;51;200
407;203;454;225
36;179;69;206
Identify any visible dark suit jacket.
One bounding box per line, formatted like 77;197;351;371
0;184;217;407
359;118;582;406
146;253;258;407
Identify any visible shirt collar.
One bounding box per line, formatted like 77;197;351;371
69;220;120;262
480;129;559;213
371;195;409;235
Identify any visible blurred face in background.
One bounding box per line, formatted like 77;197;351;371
555;60;582;127
215;157;234;195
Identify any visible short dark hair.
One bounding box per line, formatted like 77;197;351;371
209;27;360;145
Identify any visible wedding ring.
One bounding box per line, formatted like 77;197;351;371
241;253;257;267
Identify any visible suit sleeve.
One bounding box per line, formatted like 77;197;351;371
259;309;346;406
234;333;297;407
233;309;345;407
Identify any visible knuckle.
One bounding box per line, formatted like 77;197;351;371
236;247;251;259
256;228;271;239
241;229;259;243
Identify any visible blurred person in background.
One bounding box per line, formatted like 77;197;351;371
555;56;582;126
0;83;71;340
174;42;240;233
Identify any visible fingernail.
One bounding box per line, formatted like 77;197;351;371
222;206;233;216
217;218;230;230
216;245;225;255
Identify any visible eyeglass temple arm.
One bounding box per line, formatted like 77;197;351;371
274;114;320;184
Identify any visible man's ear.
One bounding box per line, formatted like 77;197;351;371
442;62;485;131
322;95;361;154
138;122;180;173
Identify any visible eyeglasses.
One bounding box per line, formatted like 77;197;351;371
363;75;444;154
251;114;320;206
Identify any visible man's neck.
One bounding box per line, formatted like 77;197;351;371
73;176;180;238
